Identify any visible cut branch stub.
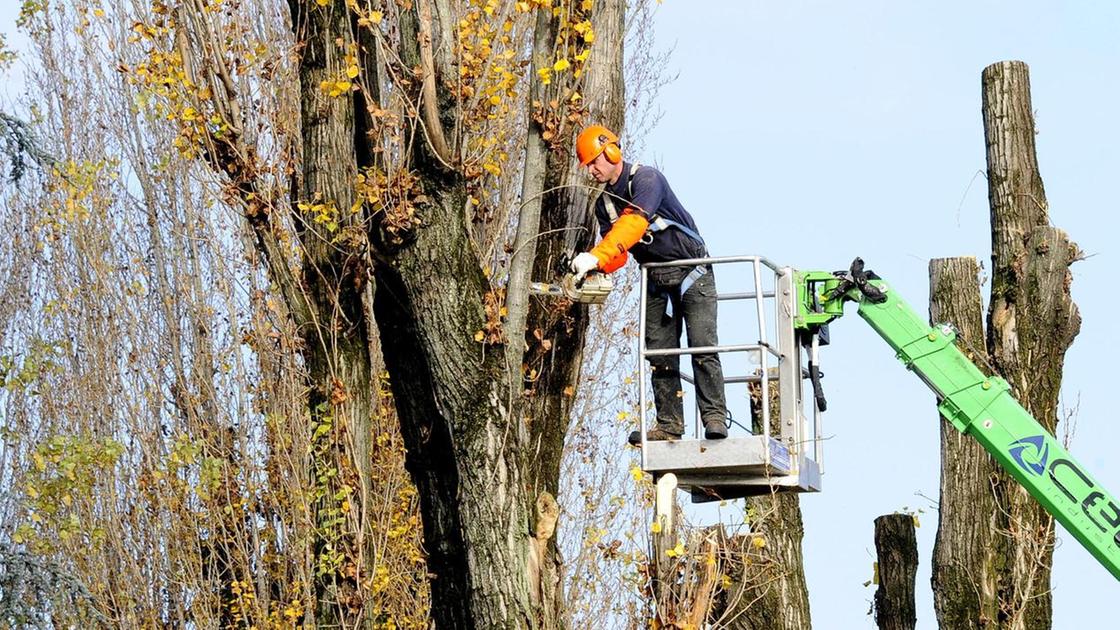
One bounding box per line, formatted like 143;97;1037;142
873;513;918;630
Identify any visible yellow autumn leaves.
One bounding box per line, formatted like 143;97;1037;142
297;200;340;232
320;79;352;97
534;1;594;85
314;0;384;19
319;53;362;98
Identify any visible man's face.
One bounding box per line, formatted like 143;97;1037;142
585;152;619;184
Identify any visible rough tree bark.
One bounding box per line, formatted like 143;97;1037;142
873;514;918;630
981;59;1082;630
929;256;1002;629
523;0;626;499
288;0;630;625
520;1;626;625
288;3;376;623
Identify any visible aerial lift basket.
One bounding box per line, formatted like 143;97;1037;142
635;255;825;503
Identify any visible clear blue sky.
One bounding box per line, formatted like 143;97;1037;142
645;1;1120;627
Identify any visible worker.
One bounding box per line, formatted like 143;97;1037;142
570;124;728;444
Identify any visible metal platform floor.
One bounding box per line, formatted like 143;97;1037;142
642;435;822;502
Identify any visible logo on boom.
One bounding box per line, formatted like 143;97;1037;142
1008;435;1049;476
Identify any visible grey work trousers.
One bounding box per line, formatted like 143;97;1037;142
644;269;727;435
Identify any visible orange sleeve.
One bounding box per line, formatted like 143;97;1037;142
600;249;628;273
589;212;649;272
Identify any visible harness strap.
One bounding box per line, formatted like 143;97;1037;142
651;264;708;318
649;215;706;248
680;265;707;296
602;162;640;222
601;163;709;317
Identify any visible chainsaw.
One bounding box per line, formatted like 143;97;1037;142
528;253;613;305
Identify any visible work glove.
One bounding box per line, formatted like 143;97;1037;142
569;252;600;281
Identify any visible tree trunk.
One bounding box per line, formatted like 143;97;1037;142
173;0;627;624
373;1;628;626
373;219;534;627
981;59;1082;630
523;0;626;499
713;380;811;629
295;0;539;624
874;514;918;630
521;0;626;625
289;1;377;624
929;256;1002;629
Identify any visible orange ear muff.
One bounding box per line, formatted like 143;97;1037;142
601;136;622;164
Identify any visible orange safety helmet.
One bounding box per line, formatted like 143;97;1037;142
576;124;622;166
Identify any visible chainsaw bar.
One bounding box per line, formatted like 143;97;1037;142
528;273;612;304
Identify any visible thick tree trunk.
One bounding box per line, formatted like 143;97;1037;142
368;68;535;629
372;180;535;628
371;1;631;626
929;256;1002;629
291;0;538;625
290;1;374;624
713;381;811;629
173;0;630;625
981;59;1081;630
874;514;918;630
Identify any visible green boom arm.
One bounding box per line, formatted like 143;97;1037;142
797;260;1120;580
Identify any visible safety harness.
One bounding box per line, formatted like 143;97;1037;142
601;163;709;310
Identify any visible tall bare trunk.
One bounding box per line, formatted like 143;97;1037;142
982;59;1082;630
929;256;1001;628
874;514;918;630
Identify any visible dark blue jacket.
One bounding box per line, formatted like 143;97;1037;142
594;161;707;264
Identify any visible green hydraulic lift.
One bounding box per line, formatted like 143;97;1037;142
637;256;1120;580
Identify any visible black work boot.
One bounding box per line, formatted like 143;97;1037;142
627;428;682;447
703;419;728;440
